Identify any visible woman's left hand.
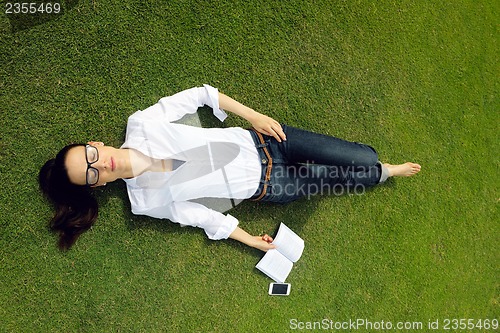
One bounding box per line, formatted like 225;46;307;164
218;92;286;142
249;113;287;142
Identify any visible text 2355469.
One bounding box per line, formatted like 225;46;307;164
5;2;61;14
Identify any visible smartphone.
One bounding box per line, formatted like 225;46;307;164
268;283;291;296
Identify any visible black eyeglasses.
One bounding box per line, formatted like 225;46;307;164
85;145;99;186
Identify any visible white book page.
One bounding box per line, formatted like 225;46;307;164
255;249;293;283
272;223;304;263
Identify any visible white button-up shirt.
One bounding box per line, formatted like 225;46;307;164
121;85;261;240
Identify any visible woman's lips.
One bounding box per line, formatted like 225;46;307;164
111;157;115;171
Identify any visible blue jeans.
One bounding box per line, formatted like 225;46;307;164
248;125;384;203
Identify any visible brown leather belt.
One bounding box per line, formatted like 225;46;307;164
249;128;273;201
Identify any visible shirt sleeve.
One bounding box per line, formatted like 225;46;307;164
135;84;228;122
142;201;238;240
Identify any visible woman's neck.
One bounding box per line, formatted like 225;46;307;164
124;149;172;178
115;148;135;179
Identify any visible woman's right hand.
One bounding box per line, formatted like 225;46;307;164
252;234;276;252
229;227;276;252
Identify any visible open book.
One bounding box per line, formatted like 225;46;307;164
255;223;305;283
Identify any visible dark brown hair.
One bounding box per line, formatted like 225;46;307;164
39;144;98;250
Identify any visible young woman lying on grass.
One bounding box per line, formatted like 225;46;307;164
39;85;421;251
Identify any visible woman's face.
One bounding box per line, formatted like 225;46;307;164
64;142;125;186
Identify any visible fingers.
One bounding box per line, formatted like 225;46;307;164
265;243;277;251
260;122;286;143
261;241;276;252
251;112;287;142
254;234;276;252
261;234;274;243
271;121;286;142
274;125;287;142
266;124;285;143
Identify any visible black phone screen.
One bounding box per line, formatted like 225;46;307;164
271;283;289;294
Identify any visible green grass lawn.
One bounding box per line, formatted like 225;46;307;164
1;0;498;331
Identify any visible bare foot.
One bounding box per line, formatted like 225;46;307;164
383;162;421;177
